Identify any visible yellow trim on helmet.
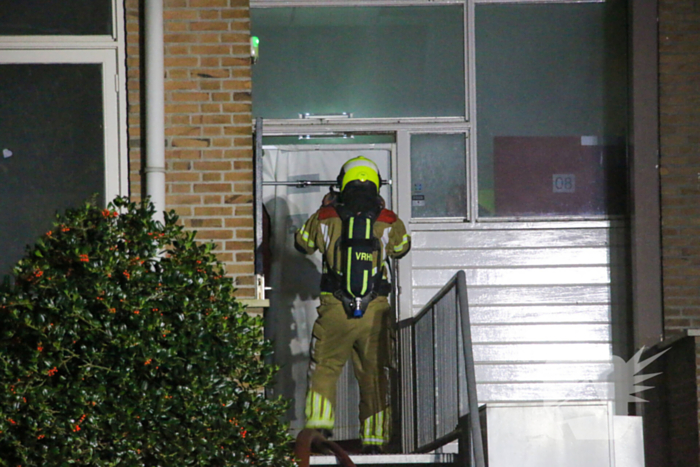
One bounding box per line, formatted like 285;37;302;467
340;156;380;192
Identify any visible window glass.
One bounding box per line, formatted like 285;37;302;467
411;134;467;219
475;1;628;217
252;6;465;119
0;64;105;277
0;0;112;35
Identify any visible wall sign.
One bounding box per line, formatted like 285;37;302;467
553;174;575;193
412;194;425;207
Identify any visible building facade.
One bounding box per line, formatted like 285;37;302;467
1;0;699;460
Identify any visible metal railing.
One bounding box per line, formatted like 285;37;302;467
398;270;485;467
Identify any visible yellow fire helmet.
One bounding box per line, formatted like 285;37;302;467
337;156;381;192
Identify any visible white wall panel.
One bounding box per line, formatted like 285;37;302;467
472;343;613;362
471;323;611;343
412;284;614;307
411;228;617;249
476;382;613;402
412;248;610;268
413;266;610;287
468;304;611;324
408;224;627;405
474;362;614;382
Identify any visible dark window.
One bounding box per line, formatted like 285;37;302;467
0;0;112;36
476;1;628;217
0;64;105;276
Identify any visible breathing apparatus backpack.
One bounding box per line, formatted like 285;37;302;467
323;156;389;318
327;204;384;318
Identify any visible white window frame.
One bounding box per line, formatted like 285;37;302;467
0;0;122;44
0;0;129;205
396;129;472;224
254;0;477;225
254;0;473;127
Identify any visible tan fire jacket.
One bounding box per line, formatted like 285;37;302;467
295;206;411;293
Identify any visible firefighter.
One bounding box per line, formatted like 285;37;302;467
294;156;411;453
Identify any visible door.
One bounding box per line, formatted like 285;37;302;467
262;144;394;440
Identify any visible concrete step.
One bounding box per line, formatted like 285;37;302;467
309;453;455;466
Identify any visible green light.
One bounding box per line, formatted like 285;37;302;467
250;36;260;63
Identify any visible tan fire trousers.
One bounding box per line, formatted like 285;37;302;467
305;293;392;445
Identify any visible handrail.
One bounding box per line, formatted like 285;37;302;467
399;270;485;467
294;429;357;467
455;271;486;467
411;271;463;323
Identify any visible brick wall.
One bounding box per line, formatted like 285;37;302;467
658;0;700;457
659;0;700;332
642;336;700;467
125;0;255;298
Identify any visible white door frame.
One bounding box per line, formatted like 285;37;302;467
261;142;398;439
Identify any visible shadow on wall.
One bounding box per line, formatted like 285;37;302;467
264;195;321;430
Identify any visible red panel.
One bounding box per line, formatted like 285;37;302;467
493;136;625;217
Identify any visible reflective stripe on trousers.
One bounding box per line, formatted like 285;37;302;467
361;408;390;445
305;390;335;430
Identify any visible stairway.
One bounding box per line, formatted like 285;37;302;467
301;401;646;467
309;454;455;467
295;272;646;467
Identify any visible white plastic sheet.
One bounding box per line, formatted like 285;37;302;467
262;145;391;439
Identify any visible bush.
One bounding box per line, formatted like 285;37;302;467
0;198;294;466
